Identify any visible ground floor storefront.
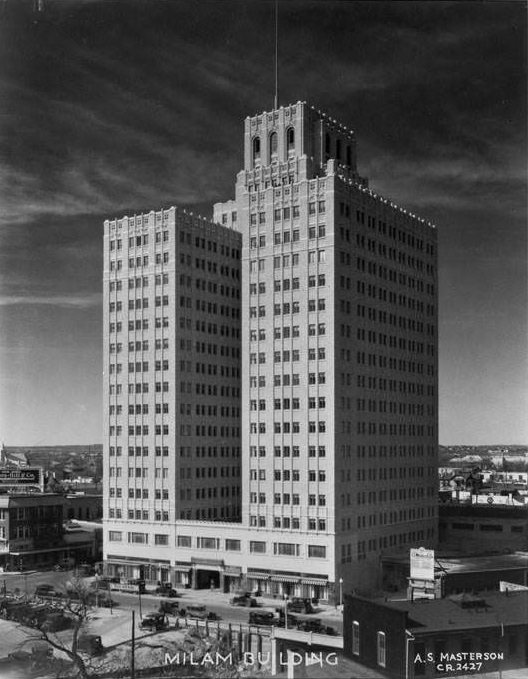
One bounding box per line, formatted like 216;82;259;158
0;543;94;571
103;555;331;600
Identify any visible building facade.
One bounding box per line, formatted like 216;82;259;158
439;503;528;553
102;101;438;597
344;591;528;677
103;208;243;583
0;494;94;570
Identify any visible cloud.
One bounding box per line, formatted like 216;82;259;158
0;292;101;308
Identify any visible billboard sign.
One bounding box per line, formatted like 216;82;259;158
500;581;528;592
0;468;42;487
410;547;435;581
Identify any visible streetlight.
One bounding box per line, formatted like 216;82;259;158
283;593;289;629
405;630;415;679
339;577;343;611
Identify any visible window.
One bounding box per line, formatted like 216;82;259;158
128;532;148;544
250;541;266;553
308;545;326;558
273;542;300;556
108;531;122;542
377;631;386;667
269;131;278;158
197;537;219;549
225;539;241;551
253;136;261;163
154;534;169;546
352;621;360;655
286;127;295;152
177;535;192;547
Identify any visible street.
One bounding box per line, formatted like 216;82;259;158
0;569;343;634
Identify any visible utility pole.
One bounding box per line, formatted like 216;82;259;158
131;610;135;679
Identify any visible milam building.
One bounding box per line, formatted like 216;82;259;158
103;101;438;601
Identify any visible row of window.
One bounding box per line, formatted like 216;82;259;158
109;403;168;415
342;240;434;276
351;260;435;295
110;339;170;353
248;445;326;458
352;208;435;255
351;623;386;668
247;249;326;273
249;420;327;434
249;347;327;367
352;374;435;397
451;522;524;533
252;127;295;162
108;446;169;457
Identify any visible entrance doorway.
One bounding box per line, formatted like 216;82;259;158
196;569;220;589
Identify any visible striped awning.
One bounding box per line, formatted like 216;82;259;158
271;575;300;584
247;572;270;580
172;565;191;573
301;578;328;586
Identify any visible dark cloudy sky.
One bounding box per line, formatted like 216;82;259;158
0;0;526;446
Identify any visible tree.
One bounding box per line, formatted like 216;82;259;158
16;576;97;679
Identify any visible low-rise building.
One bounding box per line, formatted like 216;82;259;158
0;494;101;571
382;552;528;596
0;493;64;570
64;493;103;522
439;502;528;553
344;590;528;677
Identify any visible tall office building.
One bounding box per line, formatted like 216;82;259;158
103;208;242;585
103;102;438;597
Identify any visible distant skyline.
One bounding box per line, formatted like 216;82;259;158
0;0;526;446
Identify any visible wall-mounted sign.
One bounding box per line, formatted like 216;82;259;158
410;547;435;581
0;468;42;487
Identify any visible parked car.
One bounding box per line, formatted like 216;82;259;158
78;634;104;656
276;610;299;628
155;582;178;597
78;563;95;577
185;604;218;620
230;594;257;607
139;612;169;631
42;611;72;632
287;597;314;614
248;611;275;626
35;584;62;599
295;618;324;633
93;593;116;608
159;600;180;616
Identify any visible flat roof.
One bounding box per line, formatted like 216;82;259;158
384;591;528;633
383;552;528;573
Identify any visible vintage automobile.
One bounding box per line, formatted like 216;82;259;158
295;618;324;633
139;612;169;631
230;593;257;607
248;611;275;626
155;582;178;598
158;600;181;616
77;563;96;577
34;584;62;599
42;611;72;632
184;604;219;620
287;597;314;614
78;634;104;656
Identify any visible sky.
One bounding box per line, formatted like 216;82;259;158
0;0;526;446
